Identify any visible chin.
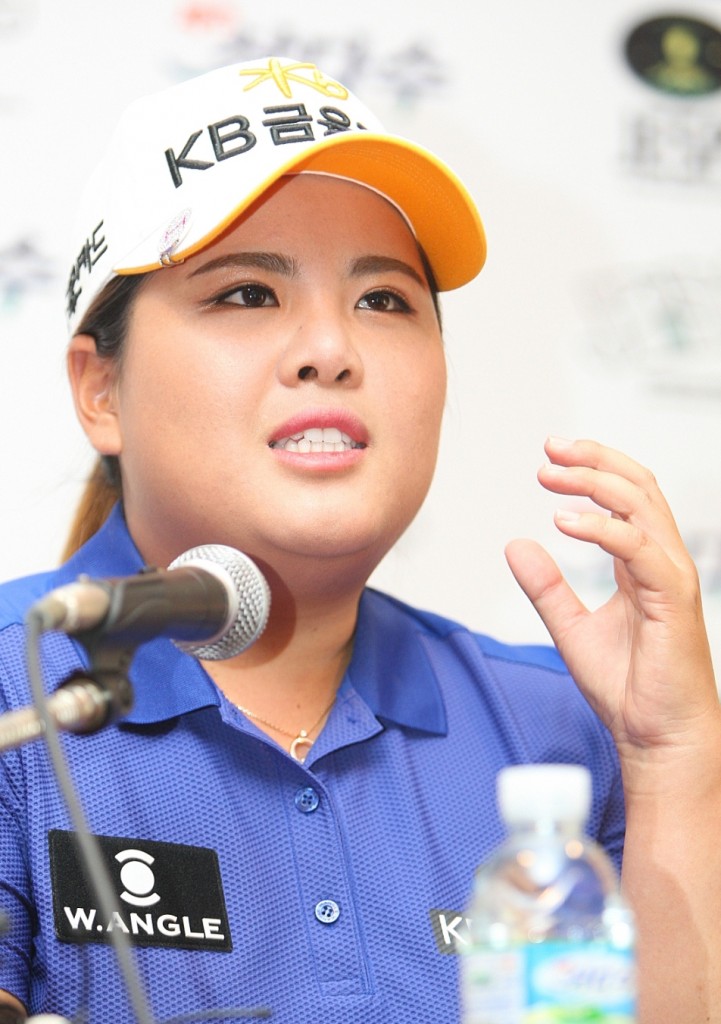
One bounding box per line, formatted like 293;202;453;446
276;517;407;571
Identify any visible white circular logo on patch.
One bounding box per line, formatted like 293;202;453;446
115;848;161;906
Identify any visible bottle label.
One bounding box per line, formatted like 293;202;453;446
462;941;635;1023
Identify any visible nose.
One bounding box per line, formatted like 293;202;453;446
277;310;364;388
297;364;351;383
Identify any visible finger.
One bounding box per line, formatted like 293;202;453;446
544;436;676;512
505;538;589;645
538;442;683;558
552;506;698;604
544;436;663;487
539;462;678;534
538;462;648;515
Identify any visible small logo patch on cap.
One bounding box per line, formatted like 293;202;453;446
49;829;232;951
159;209;192;266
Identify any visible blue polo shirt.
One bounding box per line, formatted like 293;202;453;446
0;506;624;1023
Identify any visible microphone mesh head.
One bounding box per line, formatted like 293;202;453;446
168;544;271;660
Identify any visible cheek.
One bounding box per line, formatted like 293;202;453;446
113;348;202;471
405;348;447;445
118;331;242;433
428;352;448;422
381;347;446;502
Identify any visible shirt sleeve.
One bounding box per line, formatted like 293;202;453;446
0;750;33;1010
0;628;36;1010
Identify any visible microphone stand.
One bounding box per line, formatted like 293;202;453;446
0;665;133;755
22;609;156;1024
8;614;271;1023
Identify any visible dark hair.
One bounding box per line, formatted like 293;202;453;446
61;244;442;560
61;273;147;560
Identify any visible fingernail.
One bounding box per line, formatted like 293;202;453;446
554;507;580;523
547;435;574;448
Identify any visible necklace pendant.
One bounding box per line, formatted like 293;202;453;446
290;729;313;763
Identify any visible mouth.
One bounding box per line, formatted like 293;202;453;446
269;426;366;453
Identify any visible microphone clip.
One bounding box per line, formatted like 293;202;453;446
56;633;138;734
54;660;135;737
0;646;136;756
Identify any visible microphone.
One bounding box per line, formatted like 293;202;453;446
0;547;271;755
29;543;271;660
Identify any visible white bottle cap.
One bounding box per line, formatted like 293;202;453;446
497;763;592;825
27;1017;74;1023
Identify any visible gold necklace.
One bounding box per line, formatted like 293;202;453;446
235;695;336;763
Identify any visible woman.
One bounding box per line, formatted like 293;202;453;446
0;57;719;1024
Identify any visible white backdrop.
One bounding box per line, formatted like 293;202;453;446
1;0;719;674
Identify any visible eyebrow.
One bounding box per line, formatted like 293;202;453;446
188;251;427;288
349;255;426;287
188;252;299;278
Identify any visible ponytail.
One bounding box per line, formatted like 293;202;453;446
61;273;147;561
61;458;120;561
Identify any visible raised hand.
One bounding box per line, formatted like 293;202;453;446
504;436;719;772
506;437;721;1023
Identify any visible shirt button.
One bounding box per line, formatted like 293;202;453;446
315;899;340;924
294;787;320;813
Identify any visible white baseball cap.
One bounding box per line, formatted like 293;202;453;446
65;56;486;334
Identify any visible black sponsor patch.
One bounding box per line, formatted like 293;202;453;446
49;830;232;951
428;908;471;954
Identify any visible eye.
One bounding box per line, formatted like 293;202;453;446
357;289;411;313
219;284;279;308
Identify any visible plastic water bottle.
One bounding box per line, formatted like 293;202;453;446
459;763;636;1023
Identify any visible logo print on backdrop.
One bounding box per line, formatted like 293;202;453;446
0;239;55;311
624;15;721;97
170;8;447;107
581;262;721;395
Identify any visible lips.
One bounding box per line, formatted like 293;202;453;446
270;426;365;452
268;411;368;453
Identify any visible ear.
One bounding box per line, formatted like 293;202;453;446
67;334;123;456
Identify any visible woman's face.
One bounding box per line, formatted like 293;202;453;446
103;174;446;584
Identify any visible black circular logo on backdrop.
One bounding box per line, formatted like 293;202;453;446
625;15;721;96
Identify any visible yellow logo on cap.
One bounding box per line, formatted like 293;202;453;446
238;58;348;100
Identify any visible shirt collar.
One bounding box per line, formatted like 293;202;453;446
57;507;447;734
345;589;447;735
54;505;220;724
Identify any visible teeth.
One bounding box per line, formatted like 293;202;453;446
271;427;363;452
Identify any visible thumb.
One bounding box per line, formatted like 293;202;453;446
504;538;587;646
